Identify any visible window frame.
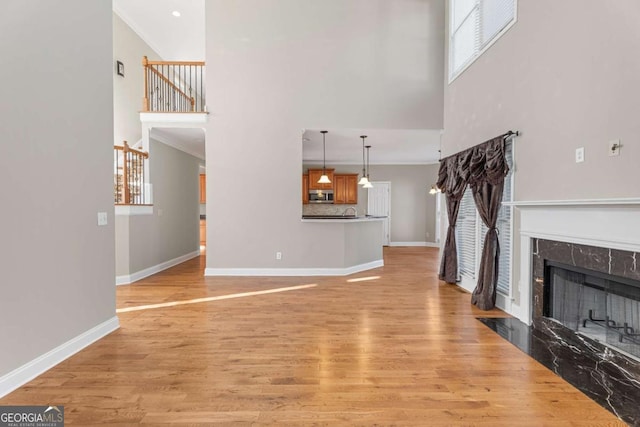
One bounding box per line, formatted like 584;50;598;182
448;0;518;83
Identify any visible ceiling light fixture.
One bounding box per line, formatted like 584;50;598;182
172;10;181;17
358;135;370;186
363;145;373;188
318;131;331;184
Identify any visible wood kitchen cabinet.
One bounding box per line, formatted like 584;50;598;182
199;174;206;204
334;174;358;204
302;174;309;204
308;169;334;191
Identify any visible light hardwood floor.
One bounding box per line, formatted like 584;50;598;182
1;247;624;425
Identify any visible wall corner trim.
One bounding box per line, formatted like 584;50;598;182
0;316;120;398
204;259;384;277
116;250;200;285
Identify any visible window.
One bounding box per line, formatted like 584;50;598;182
449;0;517;81
455;141;514;296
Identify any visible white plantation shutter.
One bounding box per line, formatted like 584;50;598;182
450;0;516;80
456;187;478;280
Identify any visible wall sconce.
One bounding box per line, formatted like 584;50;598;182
429;185;441;195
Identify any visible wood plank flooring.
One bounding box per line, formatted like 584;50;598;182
0;247;625;425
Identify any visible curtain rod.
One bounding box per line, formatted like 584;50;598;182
439;130;519;162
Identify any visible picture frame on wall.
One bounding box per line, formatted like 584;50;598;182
116;60;124;77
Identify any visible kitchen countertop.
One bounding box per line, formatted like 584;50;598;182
301;215;387;223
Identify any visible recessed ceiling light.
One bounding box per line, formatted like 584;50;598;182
172;11;181;17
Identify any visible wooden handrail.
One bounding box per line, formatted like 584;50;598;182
142;56;204;113
146;65;192;102
114;141;149;205
144;59;205;66
114;143;149;158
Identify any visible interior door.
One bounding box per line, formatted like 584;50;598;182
367;182;391;246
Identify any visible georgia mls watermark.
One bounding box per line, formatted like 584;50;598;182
0;406;64;427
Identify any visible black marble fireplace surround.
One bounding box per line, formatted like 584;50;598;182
530;238;640;425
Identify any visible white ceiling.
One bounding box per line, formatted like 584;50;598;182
114;1;443;165
303;129;442;165
150;128;205;160
113;0;205;61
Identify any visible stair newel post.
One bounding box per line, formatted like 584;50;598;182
123;141;131;204
142;56;149;112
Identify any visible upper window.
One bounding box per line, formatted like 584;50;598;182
449;0;517;82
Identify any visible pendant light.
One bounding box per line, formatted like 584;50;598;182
358;135;370;186
363;145;373;188
318;130;331;184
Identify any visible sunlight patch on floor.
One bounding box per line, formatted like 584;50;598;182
116;284;317;313
347;276;380;283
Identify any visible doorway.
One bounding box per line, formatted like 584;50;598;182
367;181;391;246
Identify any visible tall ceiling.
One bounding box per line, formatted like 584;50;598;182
113;0;205;61
114;0;444;164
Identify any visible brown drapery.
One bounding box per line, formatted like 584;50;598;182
436;133;511;310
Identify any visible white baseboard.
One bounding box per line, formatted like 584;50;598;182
205;259;384;277
116;250;200;285
390;241;439;247
0;316;120;398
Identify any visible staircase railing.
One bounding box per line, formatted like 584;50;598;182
142;56;205;113
114;142;149;205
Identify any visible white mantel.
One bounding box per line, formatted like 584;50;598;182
508;198;640;325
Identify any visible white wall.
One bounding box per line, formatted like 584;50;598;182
0;1;115;376
443;0;640;201
113;12;162;147
206;0;444;269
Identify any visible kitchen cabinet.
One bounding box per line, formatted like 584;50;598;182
308;169;334;191
334;174;358;204
199;174;206;204
302;174;309;204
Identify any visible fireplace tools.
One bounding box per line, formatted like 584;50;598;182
582;309;640;344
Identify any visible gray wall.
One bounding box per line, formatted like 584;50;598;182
113;12;162;147
116;139;200;277
0;1;115;375
443;0;640;201
370;164;439;243
206;0;445;269
304;164;439;243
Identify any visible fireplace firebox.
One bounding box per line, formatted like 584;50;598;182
544;261;640;359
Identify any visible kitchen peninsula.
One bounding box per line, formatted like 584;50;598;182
300;215;385;274
301;168;386;274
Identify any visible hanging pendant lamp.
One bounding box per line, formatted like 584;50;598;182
358;135;370;186
363;145;373;188
318;130;331;184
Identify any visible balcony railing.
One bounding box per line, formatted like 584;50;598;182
114;142;149;205
142;56;205;113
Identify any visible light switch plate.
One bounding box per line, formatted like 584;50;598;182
97;212;108;226
575;147;585;163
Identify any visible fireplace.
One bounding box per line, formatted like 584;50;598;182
528;238;640;423
545;261;640;360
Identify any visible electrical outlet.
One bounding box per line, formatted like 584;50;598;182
157;209;163;217
575;147;585;163
276;252;282;260
97;212;108;226
608;139;621;156
425;232;430;239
